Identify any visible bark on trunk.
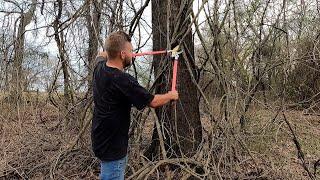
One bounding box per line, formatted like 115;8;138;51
146;0;202;160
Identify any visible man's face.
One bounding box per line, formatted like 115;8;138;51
120;42;133;69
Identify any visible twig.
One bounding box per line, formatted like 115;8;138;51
151;109;167;160
282;111;315;180
128;158;206;179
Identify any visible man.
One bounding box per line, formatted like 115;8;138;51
92;31;179;180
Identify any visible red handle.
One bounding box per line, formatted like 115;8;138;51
131;50;167;57
171;57;178;91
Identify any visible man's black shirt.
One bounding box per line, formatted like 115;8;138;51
92;58;154;161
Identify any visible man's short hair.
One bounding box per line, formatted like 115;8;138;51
104;31;131;59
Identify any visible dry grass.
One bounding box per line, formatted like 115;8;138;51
0;98;99;179
0;96;319;179
244;106;320;179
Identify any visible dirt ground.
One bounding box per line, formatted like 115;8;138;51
0;97;319;179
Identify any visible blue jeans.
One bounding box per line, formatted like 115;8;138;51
100;156;128;180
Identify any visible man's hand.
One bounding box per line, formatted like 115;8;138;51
149;90;179;108
167;90;179;100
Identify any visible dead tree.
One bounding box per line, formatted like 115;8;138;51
52;0;74;108
85;0;102;95
52;0;75;128
10;0;37;103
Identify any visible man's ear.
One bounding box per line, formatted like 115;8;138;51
120;51;125;59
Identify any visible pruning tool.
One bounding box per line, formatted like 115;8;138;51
131;45;182;91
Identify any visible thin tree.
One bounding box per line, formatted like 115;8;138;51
10;0;37;103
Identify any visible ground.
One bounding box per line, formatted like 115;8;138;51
0;94;319;179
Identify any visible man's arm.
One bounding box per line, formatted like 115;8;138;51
149;90;179;108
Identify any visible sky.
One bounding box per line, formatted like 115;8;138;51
21;0;208;56
1;0;315;91
0;0;209;90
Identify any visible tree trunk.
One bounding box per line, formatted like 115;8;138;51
146;0;202;160
86;0;101;93
11;0;36;103
84;0;101;127
53;0;74;128
53;0;74;108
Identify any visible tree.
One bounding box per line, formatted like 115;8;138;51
85;0;102;95
146;0;202;160
10;0;37;103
